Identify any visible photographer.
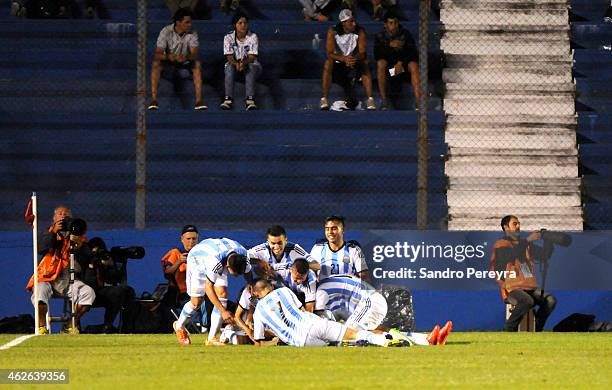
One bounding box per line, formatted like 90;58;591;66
490;215;557;332
26;206;95;334
84;237;135;333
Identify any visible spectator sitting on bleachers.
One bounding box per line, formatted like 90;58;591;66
300;0;332;22
320;8;376;110
12;0;104;19
342;0;397;21
148;7;208;111
374;11;419;110
220;11;262;111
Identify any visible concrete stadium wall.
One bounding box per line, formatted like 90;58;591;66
1;230;610;331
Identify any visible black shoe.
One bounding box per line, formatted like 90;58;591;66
246;97;257;110
220;97;233;110
147;100;159;110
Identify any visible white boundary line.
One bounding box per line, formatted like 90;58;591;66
0;334;37;351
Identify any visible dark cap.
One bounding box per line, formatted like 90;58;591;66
181;224;199;235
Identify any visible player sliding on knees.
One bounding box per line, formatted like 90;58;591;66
250;279;410;347
173;238;252;346
315;274;453;346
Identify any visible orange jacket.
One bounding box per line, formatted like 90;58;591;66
25;230;70;291
490;238;538;302
161;248;187;294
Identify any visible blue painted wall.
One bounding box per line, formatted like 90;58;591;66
1;230;610;331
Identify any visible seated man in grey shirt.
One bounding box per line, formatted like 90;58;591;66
148;7;207;110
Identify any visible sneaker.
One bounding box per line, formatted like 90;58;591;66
339;339;370;347
388;328;413;345
147;100;159;110
37;326;48;335
246;97;257;110
320;97;330;110
194;101;208;110
384;339;411;347
427;324;440;345
206;338;226;346
220;97;233;110
63;326;79;335
437;320;453;346
366;97;377;110
173;321;191;345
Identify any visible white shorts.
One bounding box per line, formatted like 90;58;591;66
31;281;95;307
186;264;228;297
304;317;347;346
345;291;388;331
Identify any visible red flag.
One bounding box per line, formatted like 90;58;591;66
25;199;35;226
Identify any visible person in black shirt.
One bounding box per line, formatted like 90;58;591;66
374;11;419;110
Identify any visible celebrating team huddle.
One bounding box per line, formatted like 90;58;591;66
172;216;452;347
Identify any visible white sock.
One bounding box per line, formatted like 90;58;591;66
176;301;197;329
405;332;430;346
356;330;388;347
207;298;228;341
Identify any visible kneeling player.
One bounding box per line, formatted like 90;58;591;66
250;279;409;347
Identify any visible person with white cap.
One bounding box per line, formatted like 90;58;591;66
320;8;376;111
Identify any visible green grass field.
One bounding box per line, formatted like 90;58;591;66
1;333;611;389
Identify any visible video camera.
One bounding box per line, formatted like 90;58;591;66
110;246;146;262
540;229;572;247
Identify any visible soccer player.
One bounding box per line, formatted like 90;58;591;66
173;238;251;345
310;216;370;281
315;274;453;346
250;279;408;347
281;258;317;312
248;225;313;280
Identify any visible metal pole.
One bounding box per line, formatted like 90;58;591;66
416;0;431;230
135;0;147;229
32;192;39;334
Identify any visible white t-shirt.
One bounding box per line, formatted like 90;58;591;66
223;30;259;61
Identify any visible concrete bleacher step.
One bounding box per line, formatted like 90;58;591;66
443;66;571;84
444;83;575;116
445;129;576;149
572;22;612;48
447;177;582;207
447;213;584;231
445;114;577;148
445;147;579;178
440;0;570;26
441;37;570;55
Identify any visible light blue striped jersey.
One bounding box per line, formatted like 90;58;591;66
248;241;312;279
309;240;368;280
314;275;373;314
282;270;317;303
253;287;319;346
187;238;250;283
